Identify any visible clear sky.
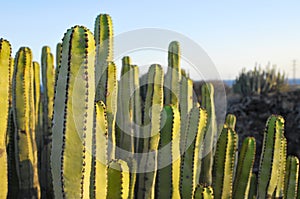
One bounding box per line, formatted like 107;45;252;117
1;0;299;79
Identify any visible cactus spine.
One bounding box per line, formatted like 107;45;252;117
258;115;284;198
284;156;299;199
212;126;238;199
156;105;181;199
12;47;40;198
232;137;256;198
0;38;11;199
193;184;214;199
199;83;217;185
180;107;207;199
51;26;95;199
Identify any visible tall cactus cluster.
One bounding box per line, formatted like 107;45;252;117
233;66;287;96
0;13;299;199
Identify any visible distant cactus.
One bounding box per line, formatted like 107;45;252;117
233;66;287;96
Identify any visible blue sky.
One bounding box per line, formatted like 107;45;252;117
1;1;299;79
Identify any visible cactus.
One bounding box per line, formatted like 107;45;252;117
284;156;299;199
0;38;12;198
12;47;40;198
232;137;256;198
257;115;284;198
33;62;41;127
156;105;181;199
179;70;194;155
138;64;164;199
193;184;214;199
276;136;287;198
199;83;217;186
233;66;287;96
107;159;130;199
55;42;62;80
212;126;238;199
180;107;207;199
164;41;181;108
90;101;108;199
51;26;95;199
248;173;257;199
116;56;134;154
94;13;113;87
41;46;55;198
225;114;236;130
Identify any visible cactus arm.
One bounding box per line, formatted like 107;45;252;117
33;62;40;126
131;65;142;153
117;56;134;154
138;64;164;199
193;184;214;199
55;42;62;80
212;126;238;199
12;47;40;198
179;71;194;155
232;137;256;198
276;136;287;198
225;114;236;130
156;105;181;199
164;41;181;108
180;107;207;199
284;156;299;199
94;13;113;86
248;173;257;199
0;38;11;199
199;83;217;185
41;46;55;198
90;101;108;199
257;115;284;198
107;159;130;199
126;157;137;199
51;26;95;199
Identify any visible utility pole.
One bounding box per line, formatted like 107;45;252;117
293;60;296;85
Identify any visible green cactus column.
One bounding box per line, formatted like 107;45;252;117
33;62;40;127
0;38;12;199
107;159;130;199
51;26;96;199
180;107;207;199
179;70;194;155
55;42;62;80
138;64;164;199
193;184;214;199
94;13;113;86
225;114;236;130
90;101;108;199
156;105;181;199
41;46;55;198
248;173;257;199
116;56;134;154
232;137;256;198
284;156;299;199
199;83;217;186
276;136;287;198
212;126;238;199
164;41;181;108
257;115;284;199
12;47;40;198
